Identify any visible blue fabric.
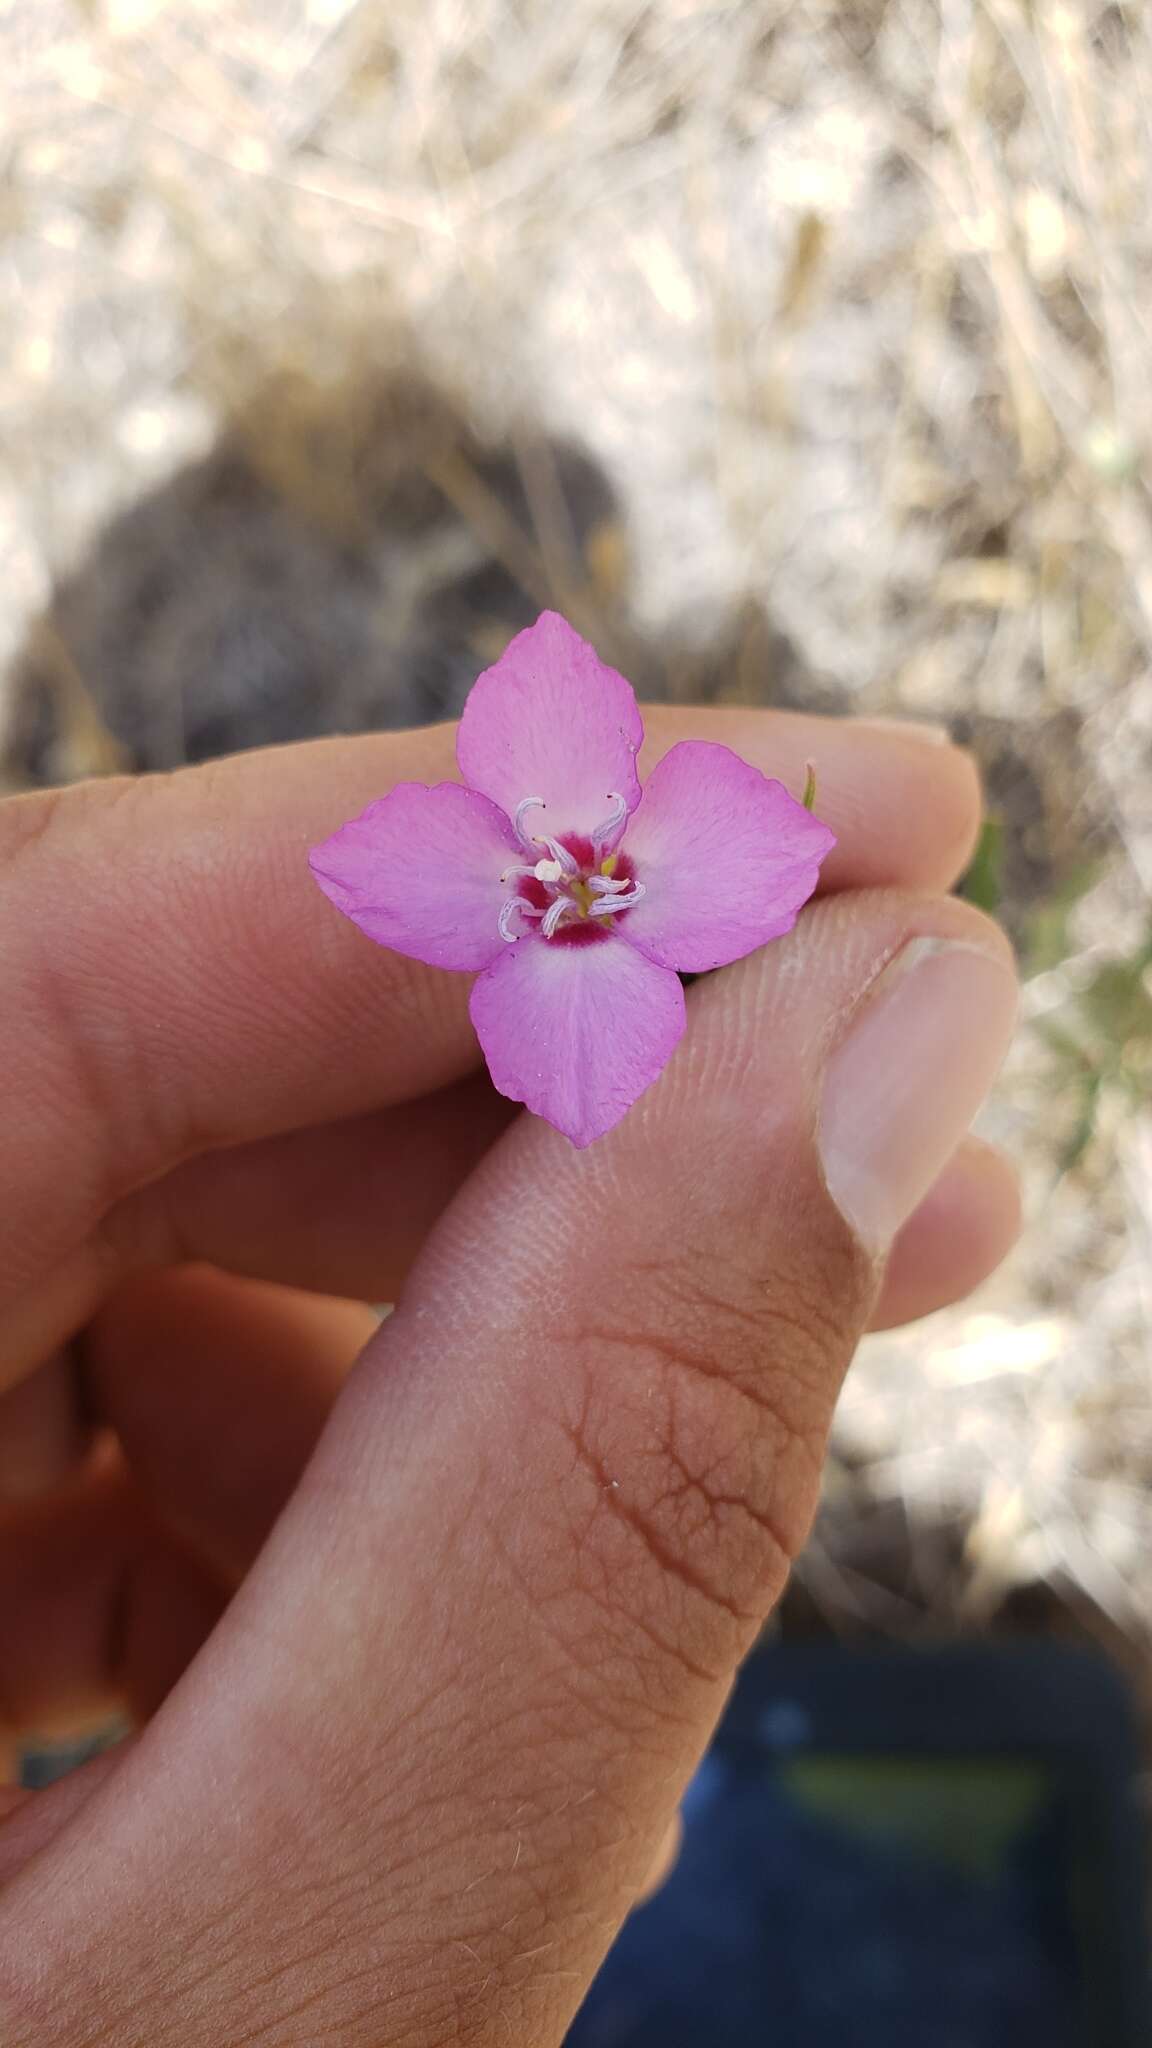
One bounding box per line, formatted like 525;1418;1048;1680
567;1753;1079;2047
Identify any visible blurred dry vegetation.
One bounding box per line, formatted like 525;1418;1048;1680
3;0;1152;1670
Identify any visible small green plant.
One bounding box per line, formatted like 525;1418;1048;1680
957;815;1004;915
1040;925;1152;1172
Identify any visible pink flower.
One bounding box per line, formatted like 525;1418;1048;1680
310;612;836;1147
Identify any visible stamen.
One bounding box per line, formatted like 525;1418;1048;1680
511;797;579;874
513;795;547;849
498;898;545;942
591;791;629;857
588;882;646;917
503;804;642;942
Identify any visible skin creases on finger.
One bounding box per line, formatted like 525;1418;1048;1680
0;890;1012;2048
0;1143;1020;1748
104;1088;1017;1339
0;1129;1019;1760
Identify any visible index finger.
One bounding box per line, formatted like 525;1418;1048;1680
0;710;978;1304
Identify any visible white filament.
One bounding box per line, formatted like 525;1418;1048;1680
513;795;547;847
591;791;628;855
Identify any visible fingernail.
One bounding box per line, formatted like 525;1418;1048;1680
818;937;1018;1251
857;716;952;746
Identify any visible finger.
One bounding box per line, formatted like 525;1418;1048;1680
0;1125;1020;1529
6;1126;1014;1585
0;1750;126;1888
868;1136;1022;1331
0;1280;374;1737
0;891;1016;2046
0;1129;1015;1738
1;714;979;1381
0;1449;225;1741
0;1356;87;1504
82;1273;378;1585
0;1082;467;1491
108;1074;516;1306
635;1815;682;1905
105;1079;1010;1338
0;1136;1016;1710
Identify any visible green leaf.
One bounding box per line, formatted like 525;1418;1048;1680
957;815;1003;913
1023;860;1098;976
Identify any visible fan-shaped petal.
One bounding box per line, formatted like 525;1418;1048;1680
620;741;835;972
457;612;644;842
309;781;518;971
469;932;685;1146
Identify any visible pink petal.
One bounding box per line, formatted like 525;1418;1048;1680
470;932;685;1147
456;611;644;841
309;781;519;971
620;741;836;973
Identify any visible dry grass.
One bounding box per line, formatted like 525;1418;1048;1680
3;0;1152;1648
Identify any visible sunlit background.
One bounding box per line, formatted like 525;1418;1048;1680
4;0;1152;1706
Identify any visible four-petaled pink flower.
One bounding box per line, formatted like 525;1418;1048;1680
309;611;836;1147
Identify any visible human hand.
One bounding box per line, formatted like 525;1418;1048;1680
0;709;1018;2044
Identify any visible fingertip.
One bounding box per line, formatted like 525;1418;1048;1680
869;1135;1023;1331
641;705;985;897
819;725;984;896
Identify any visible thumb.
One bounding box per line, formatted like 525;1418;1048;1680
1;891;1016;2048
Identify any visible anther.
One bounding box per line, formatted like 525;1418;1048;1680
588;882;645;916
